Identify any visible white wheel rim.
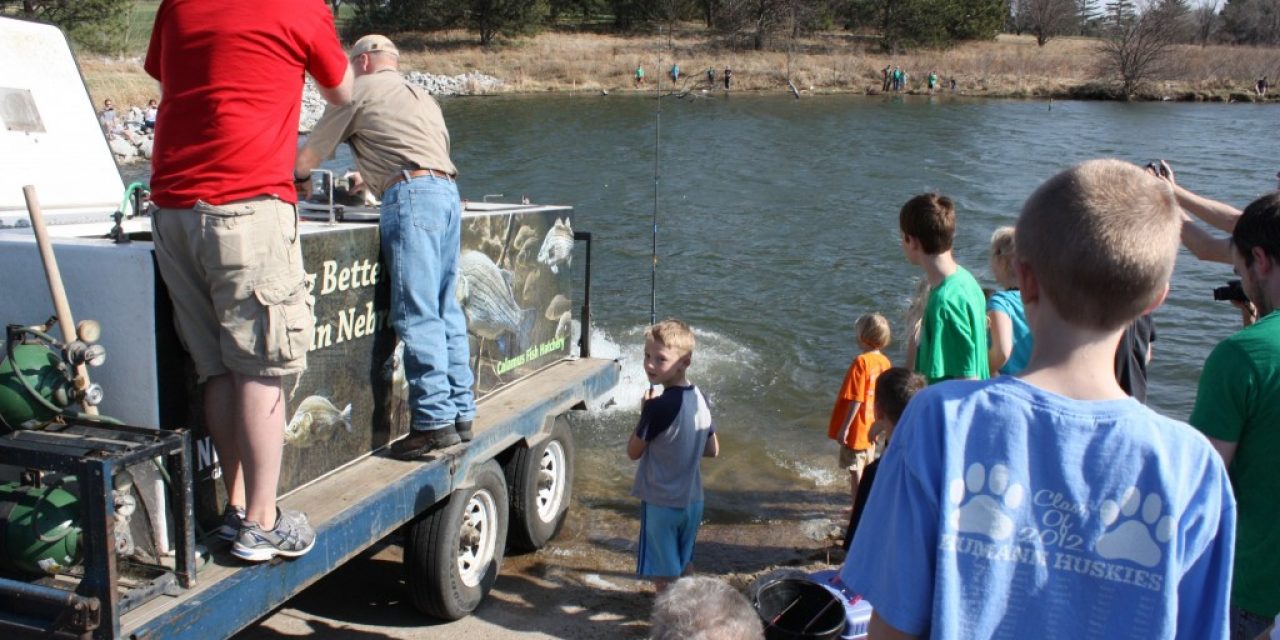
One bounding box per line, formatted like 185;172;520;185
535;441;567;523
457;489;498;588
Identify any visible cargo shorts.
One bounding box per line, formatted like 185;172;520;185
151;196;313;382
839;447;871;474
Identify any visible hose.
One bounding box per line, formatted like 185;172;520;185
120;182;147;217
5;326;121;427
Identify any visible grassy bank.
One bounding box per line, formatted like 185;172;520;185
79;28;1280;108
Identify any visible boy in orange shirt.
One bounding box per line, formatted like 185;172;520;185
827;313;892;503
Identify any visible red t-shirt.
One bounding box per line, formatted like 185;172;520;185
145;0;348;208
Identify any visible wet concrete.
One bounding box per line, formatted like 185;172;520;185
235;485;848;639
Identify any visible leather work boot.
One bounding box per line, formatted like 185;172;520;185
454;419;474;442
390;426;461;460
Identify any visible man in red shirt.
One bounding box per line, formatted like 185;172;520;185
145;0;352;562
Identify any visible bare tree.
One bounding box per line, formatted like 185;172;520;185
1193;0;1218;44
1022;0;1080;44
1099;0;1185;94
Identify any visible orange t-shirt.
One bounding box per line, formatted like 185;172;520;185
827;351;891;450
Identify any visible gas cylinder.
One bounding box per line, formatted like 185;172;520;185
0;480;82;575
0;342;75;432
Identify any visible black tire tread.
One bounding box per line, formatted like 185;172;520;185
405;460;509;620
506;415;575;552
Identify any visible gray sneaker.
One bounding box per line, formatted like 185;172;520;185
215;505;245;542
231;508;316;562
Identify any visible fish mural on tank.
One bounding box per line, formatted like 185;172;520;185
537;218;574;274
457;249;536;355
284;396;353;448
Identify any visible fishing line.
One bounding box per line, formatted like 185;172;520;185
650;25;663;327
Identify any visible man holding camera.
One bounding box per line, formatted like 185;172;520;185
1189;193;1280;640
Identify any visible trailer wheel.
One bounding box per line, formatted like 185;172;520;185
405;459;508;620
506;415;575;552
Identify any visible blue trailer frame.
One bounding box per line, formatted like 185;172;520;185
119;356;617;640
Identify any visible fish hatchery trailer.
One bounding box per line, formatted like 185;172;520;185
0;17;618;639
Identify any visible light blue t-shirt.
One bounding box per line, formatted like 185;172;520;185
631;385;715;508
986;289;1032;375
841;377;1235;639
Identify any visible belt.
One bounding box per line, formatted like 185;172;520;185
384;168;455;192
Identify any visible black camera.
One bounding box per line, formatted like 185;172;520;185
1213;280;1249;303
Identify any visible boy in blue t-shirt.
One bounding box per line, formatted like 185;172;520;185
842;160;1236;639
628;318;720;592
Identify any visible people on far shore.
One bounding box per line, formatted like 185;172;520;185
628;319;720;594
670;63;680;84
142;98;158;134
899;193;989;383
843;159;1236;638
706;67;716;87
1256;76;1268;96
723;67;732;90
99;98;118;135
928;71;938;93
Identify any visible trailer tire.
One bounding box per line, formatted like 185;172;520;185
506;415;575;552
405;459;509;621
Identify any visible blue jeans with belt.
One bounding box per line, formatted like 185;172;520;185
380;174;475;431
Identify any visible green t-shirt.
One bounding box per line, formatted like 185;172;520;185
1189;310;1280;617
916;267;990;384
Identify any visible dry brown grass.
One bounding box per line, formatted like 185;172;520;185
78;28;1280;109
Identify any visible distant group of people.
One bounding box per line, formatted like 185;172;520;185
882;65;955;94
97;97;159;137
627;159;1280;639
635;64;732;90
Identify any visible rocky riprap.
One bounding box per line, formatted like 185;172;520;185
298;71;503;132
106;71;504;163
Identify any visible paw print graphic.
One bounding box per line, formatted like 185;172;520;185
1096;487;1174;568
948;462;1024;541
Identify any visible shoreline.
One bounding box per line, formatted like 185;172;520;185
236;485;849;638
80;31;1280;111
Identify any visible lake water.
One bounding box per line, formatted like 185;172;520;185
125;94;1277;522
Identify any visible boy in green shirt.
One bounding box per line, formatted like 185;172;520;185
1189;192;1280;639
898;193;989;383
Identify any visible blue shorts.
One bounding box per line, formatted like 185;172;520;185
637;500;704;578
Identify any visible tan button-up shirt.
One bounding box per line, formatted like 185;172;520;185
303;68;456;197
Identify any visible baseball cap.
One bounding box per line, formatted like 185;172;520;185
350;34;399;59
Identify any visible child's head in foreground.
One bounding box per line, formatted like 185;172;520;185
644;318;695;386
1016;159;1180;331
899;192;956;259
856;313;892;351
989;226;1018;289
874;367;926;425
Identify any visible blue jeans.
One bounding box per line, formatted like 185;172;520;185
380;175;475;431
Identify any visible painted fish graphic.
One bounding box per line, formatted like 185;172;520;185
382;341;410;435
555;311;573;341
536;218;574;274
284;396;353;448
457;250;536;353
545;294;571;320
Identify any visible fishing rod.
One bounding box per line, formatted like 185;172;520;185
650;25;663;327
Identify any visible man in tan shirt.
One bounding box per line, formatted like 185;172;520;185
297;35;474;459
